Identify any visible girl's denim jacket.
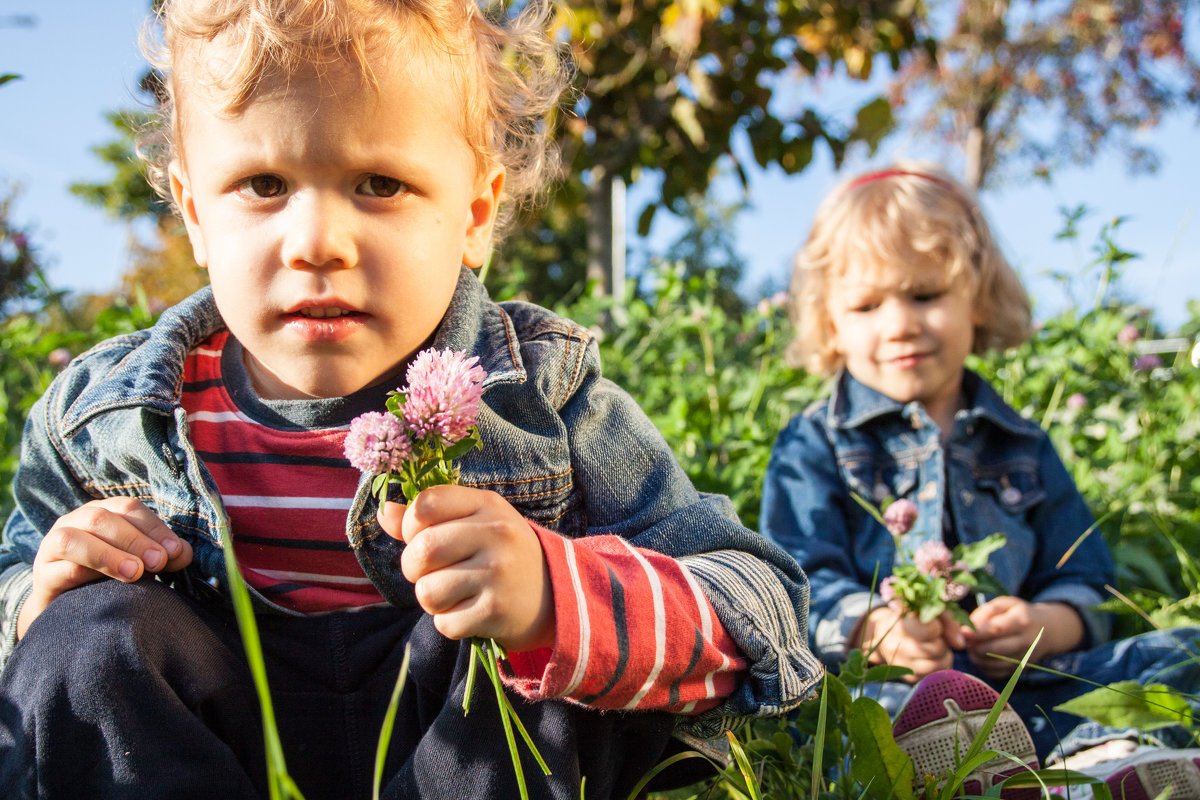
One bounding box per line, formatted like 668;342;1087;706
761;369;1113;666
0;268;820;730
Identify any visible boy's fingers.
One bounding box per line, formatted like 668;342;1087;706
377;500;407;540
405;485;481;530
87;497;187;571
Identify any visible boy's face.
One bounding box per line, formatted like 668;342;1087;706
828;259;979;425
169;48;503;399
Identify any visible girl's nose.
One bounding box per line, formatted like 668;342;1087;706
279;192;358;271
881;298;922;338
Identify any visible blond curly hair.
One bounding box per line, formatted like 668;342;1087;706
786;161;1033;377
139;0;571;236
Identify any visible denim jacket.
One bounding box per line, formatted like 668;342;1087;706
0;268;820;729
761;369;1113;665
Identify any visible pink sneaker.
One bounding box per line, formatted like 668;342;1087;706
1105;750;1200;800
892;670;1040;799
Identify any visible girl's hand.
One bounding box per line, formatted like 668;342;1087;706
857;604;955;682
378;484;554;653
962;596;1084;678
20;497;192;639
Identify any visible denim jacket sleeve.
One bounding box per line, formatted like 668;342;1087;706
759;409;876;665
0;364;107;669
554;339;822;732
1018;432;1113;647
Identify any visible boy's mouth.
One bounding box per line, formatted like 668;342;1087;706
294;307;360;319
283;303;367;342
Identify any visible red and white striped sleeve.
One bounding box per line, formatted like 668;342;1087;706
503;523;745;713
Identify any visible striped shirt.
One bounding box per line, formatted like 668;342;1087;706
181;331;744;710
181;331;387;612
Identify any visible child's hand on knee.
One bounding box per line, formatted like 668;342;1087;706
858;605;954;681
963;596;1084;677
378;484;554;653
21;497;192;638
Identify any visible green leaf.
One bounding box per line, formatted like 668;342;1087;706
1055;681;1194;731
847;696;916;800
442;432;480;462
372;644;411;800
0;74;20;88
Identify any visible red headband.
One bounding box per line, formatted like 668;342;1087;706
845;169;958;192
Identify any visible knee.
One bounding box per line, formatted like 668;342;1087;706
12;578;210;683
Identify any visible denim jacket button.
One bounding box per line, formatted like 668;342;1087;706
1001;486;1023;506
872;483;889;503
960;489;974;506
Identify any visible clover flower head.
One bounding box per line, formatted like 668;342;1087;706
1117;324;1141;345
402;348;487;445
913;540;954;577
344;411;412;475
883;498;919;537
1066;392;1087;411
942;579;969;602
1134;354;1161;372
48;348;72;369
879;575;898;605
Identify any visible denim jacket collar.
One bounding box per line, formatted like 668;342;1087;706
64;267;523;433
825;368;1042;440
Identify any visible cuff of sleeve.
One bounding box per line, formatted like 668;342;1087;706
499;522;577;700
0;565;34;673
1031;583;1111;649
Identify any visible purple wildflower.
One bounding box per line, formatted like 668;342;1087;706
1117;324;1141;345
1134;354;1162;372
343;411;412;475
1066;392;1087;411
879;575;898;605
942;580;969;602
884;498;919;537
402;349;487;445
11;232;27;251
47;348;72;369
913;540;954;577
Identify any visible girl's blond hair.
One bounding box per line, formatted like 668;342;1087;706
786;161;1033;377
139;0;572;237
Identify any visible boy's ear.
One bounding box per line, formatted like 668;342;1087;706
462;168;505;269
168;160;208;269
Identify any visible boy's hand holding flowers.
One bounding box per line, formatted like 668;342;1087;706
344;348;552;799
377;487;554;652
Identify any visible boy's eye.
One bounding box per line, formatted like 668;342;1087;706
913;290;946;303
242;175;286;198
849;302;879;313
358;175;406;198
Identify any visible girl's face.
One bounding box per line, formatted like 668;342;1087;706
828;259;980;430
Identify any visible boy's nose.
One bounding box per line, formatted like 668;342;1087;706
279;193;358;271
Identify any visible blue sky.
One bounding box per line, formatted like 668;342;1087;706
2;2;1197;330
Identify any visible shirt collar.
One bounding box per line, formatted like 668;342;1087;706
826;368;1042;438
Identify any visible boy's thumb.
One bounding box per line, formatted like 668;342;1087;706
376;499;408;541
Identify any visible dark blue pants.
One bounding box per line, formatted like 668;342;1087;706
0;578;678;799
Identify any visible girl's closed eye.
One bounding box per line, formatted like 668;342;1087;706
357;174;407;198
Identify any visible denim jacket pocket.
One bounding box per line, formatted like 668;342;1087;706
841;452;918;506
975;464;1047;515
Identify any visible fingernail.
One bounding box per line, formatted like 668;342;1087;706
163;537;183;557
143;549;164;570
119;559;140;580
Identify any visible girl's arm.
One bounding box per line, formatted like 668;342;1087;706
760;411;880;664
